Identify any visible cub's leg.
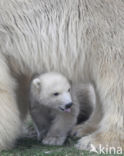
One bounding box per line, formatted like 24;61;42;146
42;112;77;145
30;105;52;140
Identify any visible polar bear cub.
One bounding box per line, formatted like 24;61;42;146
29;72;79;145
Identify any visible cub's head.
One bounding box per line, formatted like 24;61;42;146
30;72;73;112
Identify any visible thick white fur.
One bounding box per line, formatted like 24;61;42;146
0;0;124;151
30;72;79;145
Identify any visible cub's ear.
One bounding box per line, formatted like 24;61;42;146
32;78;41;91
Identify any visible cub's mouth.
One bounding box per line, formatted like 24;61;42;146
59;107;71;112
59;103;73;113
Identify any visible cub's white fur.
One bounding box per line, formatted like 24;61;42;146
29;72;79;145
0;0;123;151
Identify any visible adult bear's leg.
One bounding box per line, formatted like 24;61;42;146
71;83;102;137
76;57;124;151
0;56;22;151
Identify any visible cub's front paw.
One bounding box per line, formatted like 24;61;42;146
42;136;66;145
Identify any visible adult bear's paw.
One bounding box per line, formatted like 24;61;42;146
75;130;123;153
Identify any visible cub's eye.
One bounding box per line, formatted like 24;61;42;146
53;92;59;96
68;88;71;92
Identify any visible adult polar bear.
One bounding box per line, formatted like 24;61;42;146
0;0;124;151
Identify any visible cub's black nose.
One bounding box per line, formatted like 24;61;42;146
65;103;73;109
